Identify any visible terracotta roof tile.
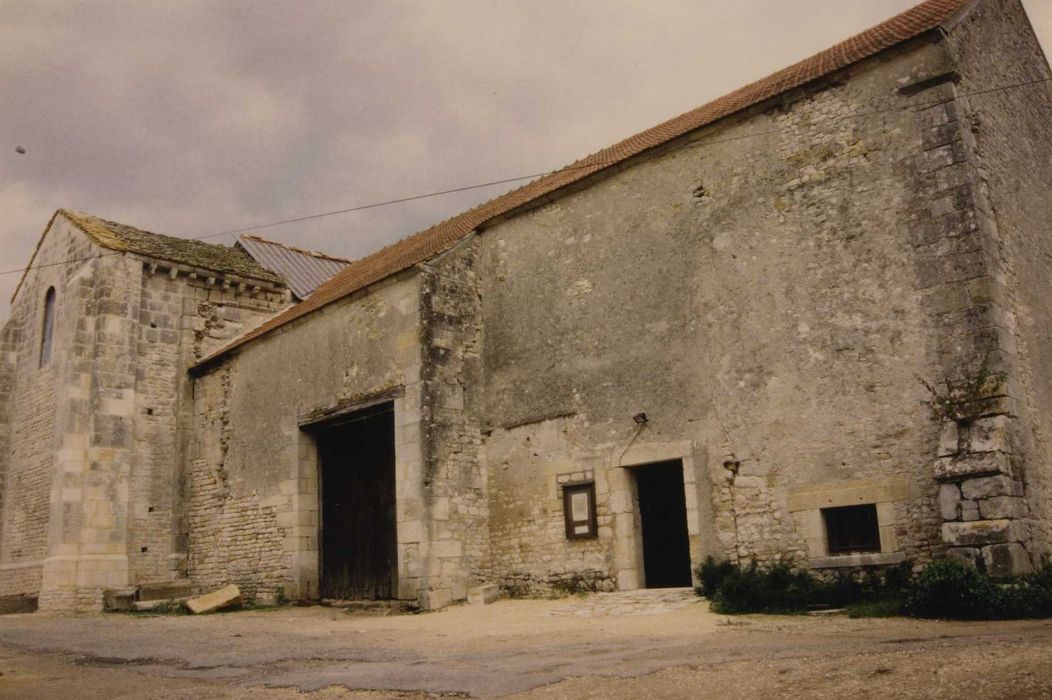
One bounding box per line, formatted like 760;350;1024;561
194;0;969;369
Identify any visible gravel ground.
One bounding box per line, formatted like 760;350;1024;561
0;592;1049;699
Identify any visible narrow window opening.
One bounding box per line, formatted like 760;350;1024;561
823;503;881;554
39;286;56;367
562;482;597;540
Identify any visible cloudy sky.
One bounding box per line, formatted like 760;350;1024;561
2;1;1050;319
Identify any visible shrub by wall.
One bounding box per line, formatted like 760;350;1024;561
695;557;1052;620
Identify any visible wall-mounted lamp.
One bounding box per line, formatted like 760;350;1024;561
632;412;648;425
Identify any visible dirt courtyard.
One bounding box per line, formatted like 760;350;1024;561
0;589;1050;699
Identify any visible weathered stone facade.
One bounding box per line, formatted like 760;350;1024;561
187;0;1052;607
5;0;1052;612
0;213;287;609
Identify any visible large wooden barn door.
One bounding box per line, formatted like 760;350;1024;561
317;402;397;600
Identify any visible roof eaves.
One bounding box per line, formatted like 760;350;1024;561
191;0;972;371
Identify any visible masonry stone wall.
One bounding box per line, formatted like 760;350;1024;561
188;273;428;604
127;260;287;589
11;0;1049;612
0;213;287;609
0;218;104;605
418;241;491;604
476;37;966;592
940;0;1052;570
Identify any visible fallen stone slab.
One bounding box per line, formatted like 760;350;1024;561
138;580;194;602
468;584;499;605
132;598;189;612
103;589;136;612
186;584;242;614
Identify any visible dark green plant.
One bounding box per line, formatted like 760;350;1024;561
697;556;1052;620
994;565;1052;619
710;562;821;614
695;556;736;598
903;559;997;619
900;559;1052;620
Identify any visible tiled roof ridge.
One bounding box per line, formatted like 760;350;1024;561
193;0;971;370
9;209;284;304
59;209;283;282
239;233;354;264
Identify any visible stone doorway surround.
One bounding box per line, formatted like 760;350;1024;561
608;441;702;591
292;387;424;603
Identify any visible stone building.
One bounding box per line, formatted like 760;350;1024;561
4;0;1052;611
0;211;344;610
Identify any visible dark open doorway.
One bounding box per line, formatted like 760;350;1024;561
635;460;692;588
316;401;396;600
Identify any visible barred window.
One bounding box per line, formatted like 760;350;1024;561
823;504;881;554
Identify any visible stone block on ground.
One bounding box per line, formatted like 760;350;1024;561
467;583;499;605
103;589;136;612
186;584;241;614
138;580;194;602
419;588;452;611
133;598;189;612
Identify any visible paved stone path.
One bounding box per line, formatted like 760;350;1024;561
547;587;701;617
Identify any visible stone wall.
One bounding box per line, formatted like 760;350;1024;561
128;262;286;588
477;36;960;592
418;240;490;605
0;213;287;609
938;0;1052;571
188;273;427;603
0;218;96;604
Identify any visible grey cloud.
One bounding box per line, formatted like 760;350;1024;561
2;1;1049;319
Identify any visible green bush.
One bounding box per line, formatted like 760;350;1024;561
696;557;1052;619
696;557;911;615
695;556;736;598
902;559;997;619
899;559;1052;620
708;562;823;614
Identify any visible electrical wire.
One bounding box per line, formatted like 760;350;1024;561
3;74;1050;281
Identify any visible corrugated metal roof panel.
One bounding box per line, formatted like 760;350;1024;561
236;234;352;300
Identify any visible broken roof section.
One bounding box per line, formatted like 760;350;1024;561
13;209;284;304
235;234;352;300
194;0;971;369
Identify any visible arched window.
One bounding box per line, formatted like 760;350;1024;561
39;287;56;367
